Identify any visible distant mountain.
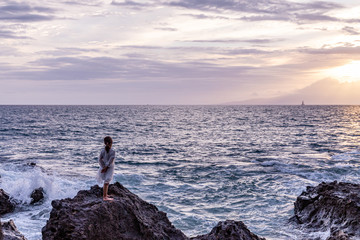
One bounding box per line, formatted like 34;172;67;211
224;78;360;105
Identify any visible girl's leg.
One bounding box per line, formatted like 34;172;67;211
103;183;113;201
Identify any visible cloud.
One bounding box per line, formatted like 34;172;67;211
2;56;255;82
220;48;271;55
154;27;177;31
342;26;360;35
168;0;343;14
293;13;339;22
183;38;283;44
109;0;347;24
299;45;360;56
181;13;230;20
0;1;57;22
111;0;153;9
0;55;262;104
35;47;101;56
61;0;104;6
166;0;344;23
0;29;27;39
240;15;291;22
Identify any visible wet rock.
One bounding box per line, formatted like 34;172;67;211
191;220;266;240
291;181;360;238
26;162;36;167
42;182;188;240
30;188;44;204
0;189;15;215
1;219;27;240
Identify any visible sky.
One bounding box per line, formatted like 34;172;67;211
1;0;360;105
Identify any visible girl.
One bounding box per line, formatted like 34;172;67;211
97;136;115;201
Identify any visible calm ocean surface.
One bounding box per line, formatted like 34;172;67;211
1;105;360;240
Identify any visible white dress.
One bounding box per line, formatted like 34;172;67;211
96;148;115;184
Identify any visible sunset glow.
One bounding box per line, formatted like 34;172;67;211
1;0;360;104
327;61;360;83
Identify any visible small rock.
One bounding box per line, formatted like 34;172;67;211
0;189;15;215
1;219;27;240
191;220;266;240
30;188;44;204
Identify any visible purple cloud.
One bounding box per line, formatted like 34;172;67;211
0;1;57;22
342;26;360;35
166;0;344;23
0;29;27;39
2;56;255;83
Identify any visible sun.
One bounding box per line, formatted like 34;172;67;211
327;61;360;83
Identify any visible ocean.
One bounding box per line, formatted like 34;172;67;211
1;105;360;240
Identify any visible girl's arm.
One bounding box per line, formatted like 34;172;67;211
99;151;106;169
106;151;115;167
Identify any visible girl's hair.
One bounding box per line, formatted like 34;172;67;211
104;136;113;153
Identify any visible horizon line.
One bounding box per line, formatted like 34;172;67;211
1;104;360;106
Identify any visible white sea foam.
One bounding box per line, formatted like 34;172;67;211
0;163;94;240
0;164;88;204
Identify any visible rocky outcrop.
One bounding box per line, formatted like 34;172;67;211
42;182;265;240
191;220;266;240
1;220;27;240
0;189;15;215
30;188;44;204
290;181;360;239
42;182;187;240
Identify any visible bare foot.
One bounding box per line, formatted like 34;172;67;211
103;196;114;201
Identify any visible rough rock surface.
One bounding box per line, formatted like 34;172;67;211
0;219;3;240
0;189;15;215
1;220;27;240
290;181;360;239
191;220;266;240
42;182;266;240
30;187;44;204
42;182;187;240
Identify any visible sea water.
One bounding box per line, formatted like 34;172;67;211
1;105;360;240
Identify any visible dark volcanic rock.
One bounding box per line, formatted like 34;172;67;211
0;219;3;240
291;181;360;238
1;219;27;240
42;182;266;240
30;187;44;204
191;220;266;240
0;189;15;215
42;182;188;240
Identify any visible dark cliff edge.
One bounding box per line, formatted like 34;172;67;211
42;182;264;240
290;181;360;240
